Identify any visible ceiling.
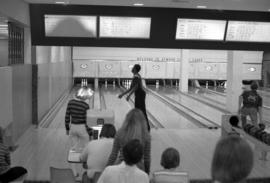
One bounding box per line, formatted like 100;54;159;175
23;0;270;12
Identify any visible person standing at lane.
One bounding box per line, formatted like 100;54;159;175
118;64;150;131
238;82;263;127
65;87;92;150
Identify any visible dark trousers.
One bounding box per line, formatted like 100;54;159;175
0;167;27;183
135;93;150;131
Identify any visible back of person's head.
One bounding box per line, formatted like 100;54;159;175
133;64;141;73
75;87;93;101
123;139;143;166
229;115;239;127
161;148;180;169
211;136;253;183
118;108;150;146
99;124;116;138
250;82;258;91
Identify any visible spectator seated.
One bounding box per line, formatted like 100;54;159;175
152;148;189;183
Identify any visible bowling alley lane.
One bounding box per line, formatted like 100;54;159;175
187;87;227;111
100;85;132;129
143;89;201;129
148;85;225;126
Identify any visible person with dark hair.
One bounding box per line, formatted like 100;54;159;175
0;127;27;183
118;64;150;131
80;124;116;181
211;136;253;183
98;139;149;183
160;148;180;170
238;82;263;127
106;109;151;174
65;87;93;150
229;115;240;128
227;115;241;136
152;148;186;183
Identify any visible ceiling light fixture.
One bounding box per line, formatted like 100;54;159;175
197;5;207;9
134;3;144;6
55;1;69;5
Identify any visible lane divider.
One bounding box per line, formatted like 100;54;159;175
147;88;218;129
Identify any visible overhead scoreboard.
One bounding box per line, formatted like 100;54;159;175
226;21;270;42
99;16;151;39
176;19;226;41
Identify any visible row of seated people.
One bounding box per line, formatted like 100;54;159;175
74;108;254;183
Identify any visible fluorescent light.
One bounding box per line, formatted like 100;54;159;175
134;3;144;6
197;5;207;9
55;1;69;5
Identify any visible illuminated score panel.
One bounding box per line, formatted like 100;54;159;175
44;15;97;37
99;16;151;38
176;19;226;40
226;21;270;42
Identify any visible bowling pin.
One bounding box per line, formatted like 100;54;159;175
105;80;108;88
81;79;83;87
206;81;208;89
156;80;159;89
113;80;116;88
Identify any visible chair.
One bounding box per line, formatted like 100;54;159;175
81;171;101;183
152;171;189;183
50;167;76;183
92;171;101;183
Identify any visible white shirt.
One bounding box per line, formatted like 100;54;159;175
80;138;114;178
97;162;149;183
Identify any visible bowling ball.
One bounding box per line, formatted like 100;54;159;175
247;124;255;133
266;134;270;145
262;133;268;143
249;126;259;137
258;131;267;141
243;124;252;132
258;123;266;131
255;130;264;140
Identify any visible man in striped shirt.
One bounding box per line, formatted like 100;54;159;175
65;87;92;151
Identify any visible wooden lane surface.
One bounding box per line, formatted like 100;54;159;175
11;127;75;180
101;86;132;129
152;86;224;126
11;127;270;181
145;89;199;129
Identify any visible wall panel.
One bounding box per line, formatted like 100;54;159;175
0;67;13;129
12;64;32;141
